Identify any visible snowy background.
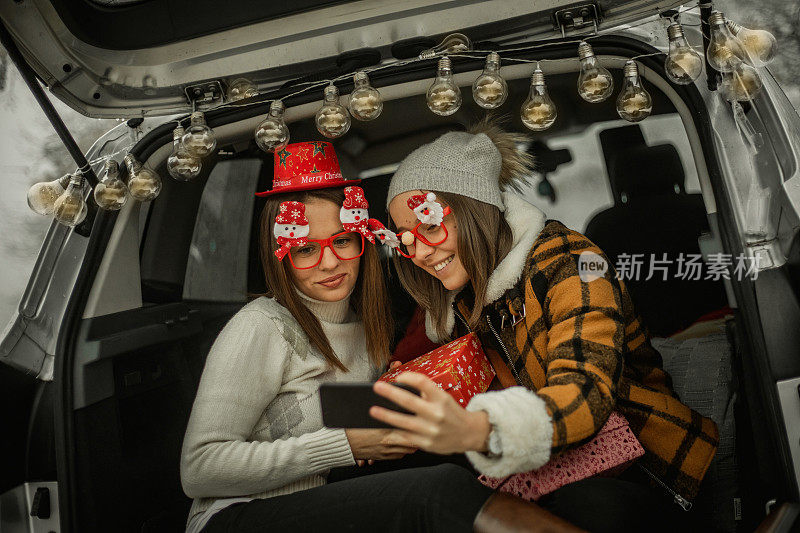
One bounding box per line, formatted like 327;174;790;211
0;1;798;328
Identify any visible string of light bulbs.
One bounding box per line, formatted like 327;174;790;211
27;4;779;227
166;1;708;122
77;3;713;166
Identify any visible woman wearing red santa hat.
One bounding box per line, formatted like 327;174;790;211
180;140;571;533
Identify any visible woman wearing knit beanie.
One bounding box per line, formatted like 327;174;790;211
372;119;720;532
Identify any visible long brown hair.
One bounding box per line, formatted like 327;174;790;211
257;187;392;370
392;191;513;340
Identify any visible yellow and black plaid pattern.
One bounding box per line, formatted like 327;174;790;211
459;221;718;501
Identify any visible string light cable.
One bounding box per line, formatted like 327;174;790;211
106;6;697;142
81;2;721;159
29;0;779;224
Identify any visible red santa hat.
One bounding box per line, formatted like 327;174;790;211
256;141;359;197
342;186;369;210
275;201;309;226
407;192;445;224
407;192;436;210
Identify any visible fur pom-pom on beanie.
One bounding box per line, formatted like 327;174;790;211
387;117;534;211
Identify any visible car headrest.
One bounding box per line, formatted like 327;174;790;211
608;144;686;202
600;124;646;175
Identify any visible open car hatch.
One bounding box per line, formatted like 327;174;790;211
2;0;685;118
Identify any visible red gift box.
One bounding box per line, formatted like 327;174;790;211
478;411;645;500
379;332;495;406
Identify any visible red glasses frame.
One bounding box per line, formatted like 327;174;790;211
286;231;365;270
395;206;452;259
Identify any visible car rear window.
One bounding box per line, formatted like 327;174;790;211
182;159;261;302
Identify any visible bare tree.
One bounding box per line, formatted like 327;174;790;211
0;53;116;324
720;0;800;108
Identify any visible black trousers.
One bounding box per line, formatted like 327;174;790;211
536;466;690;533
203;455;689;533
201;463;493;533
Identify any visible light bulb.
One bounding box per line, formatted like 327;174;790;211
315;84;351;138
167;126;202;181
727;20;777;68
227;78;258;101
664;22;704;85
124;153;162;202
93;159;128;211
577;42;614;103
53;173;87;227
706;11;747;73
520;67;557;132
27;174;71;215
419;33;472;59
348;72;383;121
255;100;291;152
472;52;508;109
721;63;763;102
181;111;217;158
427;56;462;116
616;61;653;123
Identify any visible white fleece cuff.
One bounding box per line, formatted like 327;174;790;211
300;427;356;471
465;387;553;477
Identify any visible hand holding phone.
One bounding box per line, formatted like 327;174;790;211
321;382;421;462
320;381;419;429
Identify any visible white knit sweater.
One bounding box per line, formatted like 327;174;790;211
180;293;379;532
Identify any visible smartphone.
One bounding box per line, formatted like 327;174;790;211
320;381;420;429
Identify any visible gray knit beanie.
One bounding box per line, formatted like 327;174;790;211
387;131;505;211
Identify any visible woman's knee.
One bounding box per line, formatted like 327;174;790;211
415;463;479;497
398;464;491;520
386;464;466;503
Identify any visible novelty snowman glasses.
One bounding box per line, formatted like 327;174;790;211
273;199;365;269
288;232;365;270
274;186;399;268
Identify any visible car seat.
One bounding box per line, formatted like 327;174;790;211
584;127;728;336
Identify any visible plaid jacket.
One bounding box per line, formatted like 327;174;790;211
455;220;718;501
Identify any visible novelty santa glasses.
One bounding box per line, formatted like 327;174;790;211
395;192;451;259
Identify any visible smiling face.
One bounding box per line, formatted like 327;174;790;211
388;191;470;291
289;197;360;302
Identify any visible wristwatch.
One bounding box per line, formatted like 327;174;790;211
485;425;503;458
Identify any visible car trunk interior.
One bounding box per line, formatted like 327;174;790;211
53;39;796;533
